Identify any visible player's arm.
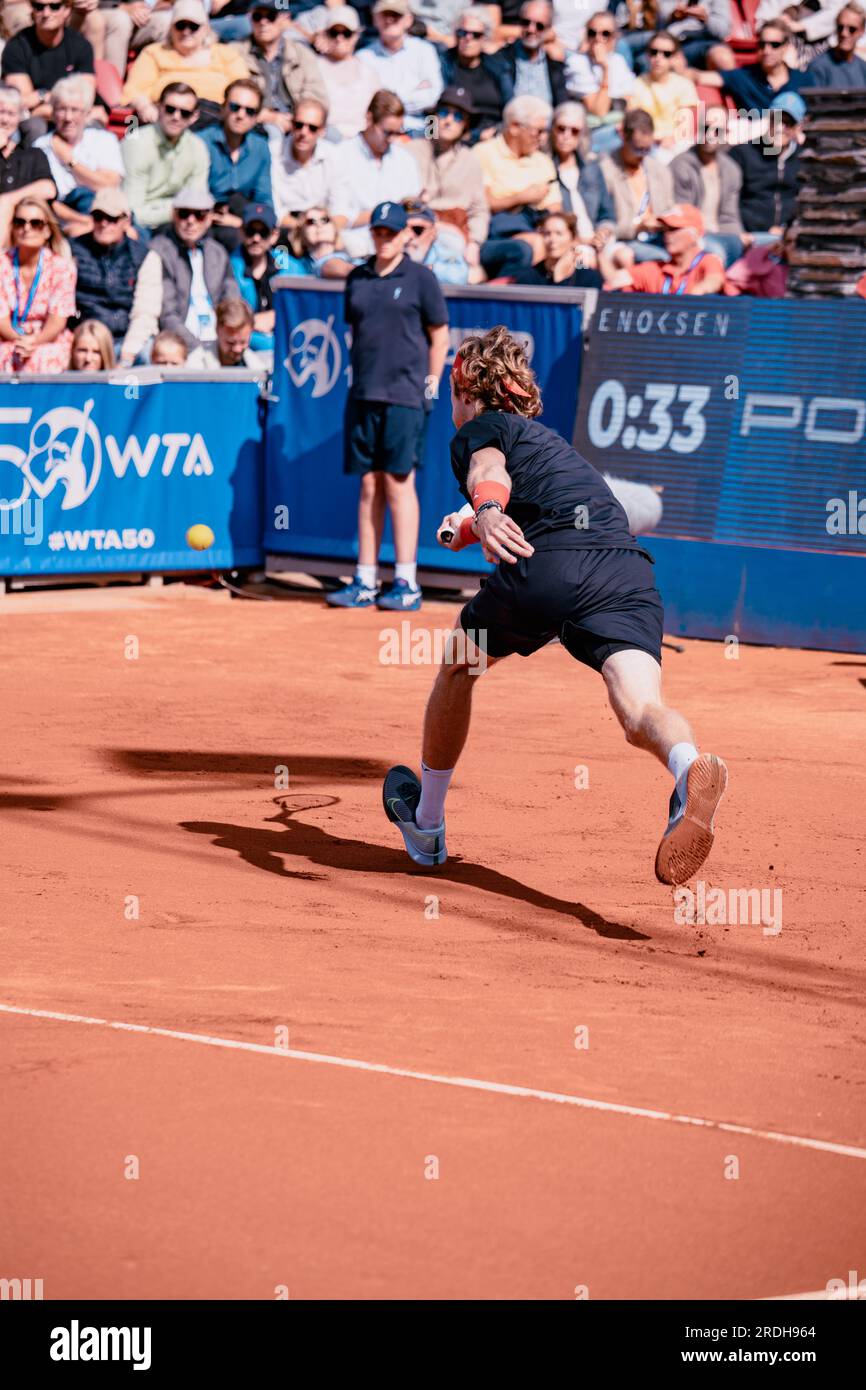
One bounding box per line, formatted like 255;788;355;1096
466;447;534;565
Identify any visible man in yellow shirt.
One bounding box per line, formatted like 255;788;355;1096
122;0;250;125
475;93;562;278
628;32;699;156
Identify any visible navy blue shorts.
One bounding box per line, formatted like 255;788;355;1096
344;399;428;476
460;545;664;672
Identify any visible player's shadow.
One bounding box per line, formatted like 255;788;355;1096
179;796;647;943
106;750;392;781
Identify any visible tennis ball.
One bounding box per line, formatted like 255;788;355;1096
186;523;215;551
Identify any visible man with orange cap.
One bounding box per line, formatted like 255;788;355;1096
609;204;726;296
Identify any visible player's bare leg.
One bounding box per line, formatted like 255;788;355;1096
383;627;498;866
602;648;727;886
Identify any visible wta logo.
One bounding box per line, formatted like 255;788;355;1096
0;402;215;515
286;316;350;398
0;400;101;513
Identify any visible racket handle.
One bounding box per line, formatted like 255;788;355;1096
437;527;454;546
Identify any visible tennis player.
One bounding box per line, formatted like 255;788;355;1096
383;326;727;887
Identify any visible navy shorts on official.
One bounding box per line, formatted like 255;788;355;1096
344;399;428;476
460;543;664;672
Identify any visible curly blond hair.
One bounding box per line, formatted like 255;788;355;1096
453;326;542;418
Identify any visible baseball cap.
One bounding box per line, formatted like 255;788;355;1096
435;85;475;118
172;185;214;211
370;200;408;231
373;0;412;14
658;204;704;235
171;0;208;25
91;187;130;218
403;199;435;225
325;4;360;29
769;91;807;124
243;201;276;230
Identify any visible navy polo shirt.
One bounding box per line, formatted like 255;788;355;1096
721;63;809;113
345;255;448;409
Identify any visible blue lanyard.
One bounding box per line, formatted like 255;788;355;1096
662;251;704;295
11;249;44;332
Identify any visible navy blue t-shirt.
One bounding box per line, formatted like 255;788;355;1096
721;63;809;112
450;411;640;550
345;255;448;408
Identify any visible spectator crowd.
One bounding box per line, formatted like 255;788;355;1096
0;0;865;374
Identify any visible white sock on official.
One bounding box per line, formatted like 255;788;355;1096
416;762;454;829
356;564;378;590
394;562;417;587
668;741;699;792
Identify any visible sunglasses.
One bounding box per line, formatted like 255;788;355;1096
173;20;200;33
587;25;614;37
228;100;260;117
326;26;353;38
649;45;675;56
32;1;66;10
455;27;484;38
408;222;430;234
92;210;124;224
436;105;466;120
12;215;46;230
838;21;861;31
161;101;197;118
303;215;331;227
244;223;270;237
521;19;546;30
175;207;208;220
759;37;785;48
293;119;322;132
554;122;581;134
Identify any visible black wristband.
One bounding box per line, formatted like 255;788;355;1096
475;500;504;520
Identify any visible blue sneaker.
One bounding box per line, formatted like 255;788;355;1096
326;578;379;608
655;753;728;886
383;765;447;866
377;578;422;611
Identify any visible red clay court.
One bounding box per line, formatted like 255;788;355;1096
2;582;865;1301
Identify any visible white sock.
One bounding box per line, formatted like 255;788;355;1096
416;762;454;829
668;741;699;790
356;564;377;590
394;561;417;587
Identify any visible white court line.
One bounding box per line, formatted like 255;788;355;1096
2;1001;866;1163
764;1289;866;1301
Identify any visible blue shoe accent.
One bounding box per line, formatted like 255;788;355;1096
655;753;728;886
382;764;447;866
325;578;380;608
376;578;422;611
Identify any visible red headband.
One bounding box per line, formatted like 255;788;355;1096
452;350;534;404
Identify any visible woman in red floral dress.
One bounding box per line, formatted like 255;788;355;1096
0;198;77;375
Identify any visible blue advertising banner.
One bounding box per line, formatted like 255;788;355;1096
0;374;265;576
265;280;585;574
574;295;866;650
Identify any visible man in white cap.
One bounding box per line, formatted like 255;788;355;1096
357;0;443;134
314;5;380;140
70;186;148;350
120;184;240;363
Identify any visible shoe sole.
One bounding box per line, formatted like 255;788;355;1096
382;765;447;867
655;753;728;887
